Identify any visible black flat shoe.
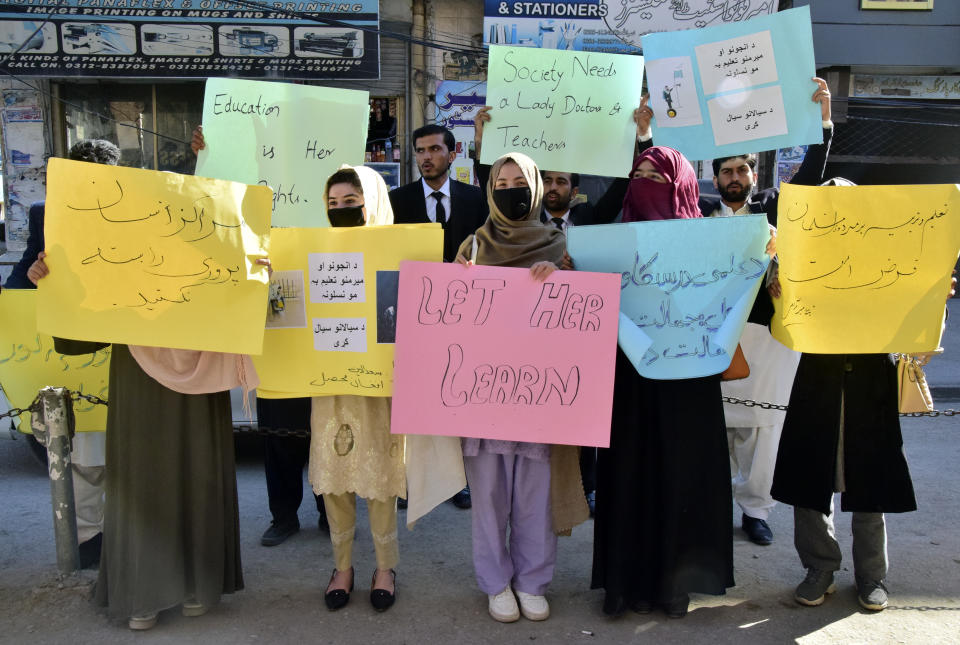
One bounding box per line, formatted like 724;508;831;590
630;598;653;614
602;593;627;617
325;567;354;611
370;569;396;612
663;593;689;619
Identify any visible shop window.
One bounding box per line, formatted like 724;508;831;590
59;82;203;172
366;97;398;163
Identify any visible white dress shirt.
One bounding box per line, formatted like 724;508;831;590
543;209;573;235
422;176;451;223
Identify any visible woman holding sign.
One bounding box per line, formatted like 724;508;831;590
454;152;589;624
29;259;260;631
308;165;405;613
591;146;735;619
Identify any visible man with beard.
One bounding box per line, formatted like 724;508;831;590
700;77;834;547
389;124;488;264
389;124;484;510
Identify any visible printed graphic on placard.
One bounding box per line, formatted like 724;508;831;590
644;56;703;128
375;270;399;344
265;270;307;329
771;183;960;354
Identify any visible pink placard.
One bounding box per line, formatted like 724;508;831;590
391;261;620;447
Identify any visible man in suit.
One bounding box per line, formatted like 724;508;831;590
5;138;122;568
389;124;483;509
705;77;834;547
389;124;488;263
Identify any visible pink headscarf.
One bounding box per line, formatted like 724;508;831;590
622;146;701;222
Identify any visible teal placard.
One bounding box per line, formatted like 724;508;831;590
195;78;369;228
640;6;821;162
567;216;770;380
480;45;644;177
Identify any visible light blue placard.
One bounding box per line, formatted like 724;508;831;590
567;216;770;379
640;6;821;162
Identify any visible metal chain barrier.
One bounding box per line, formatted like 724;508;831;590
5;391;955;426
1;390;109;423
722;396;959;418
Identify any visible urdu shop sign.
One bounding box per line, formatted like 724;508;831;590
852;74;960;100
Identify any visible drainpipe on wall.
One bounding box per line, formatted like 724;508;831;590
410;0;426;181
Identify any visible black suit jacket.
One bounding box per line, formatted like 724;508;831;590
538;177;629;228
389;178;488;262
697;126;834;325
5;201;45;289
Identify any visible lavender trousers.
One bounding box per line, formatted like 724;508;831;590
463;451;557;596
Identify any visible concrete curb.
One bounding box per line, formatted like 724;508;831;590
932;386;960;402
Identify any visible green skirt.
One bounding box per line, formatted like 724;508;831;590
94;344;242;618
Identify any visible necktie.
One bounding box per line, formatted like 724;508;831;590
550;217;565;231
431;191;447;225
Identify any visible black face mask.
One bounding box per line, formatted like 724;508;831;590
493;187;532;221
328;206;365;227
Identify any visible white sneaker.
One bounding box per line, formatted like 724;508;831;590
182;600;208;617
128;613;158;630
488;586;520;623
515;591;550;621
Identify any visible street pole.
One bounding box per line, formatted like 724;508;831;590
31;387;80;576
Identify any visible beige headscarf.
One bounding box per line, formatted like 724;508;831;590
457;152;565;268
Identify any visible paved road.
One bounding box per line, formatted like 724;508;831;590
1;410;959;645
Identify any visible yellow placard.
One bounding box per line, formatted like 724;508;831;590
0;290;109;432
38;159;272;354
254;224;443;398
772;183;960;353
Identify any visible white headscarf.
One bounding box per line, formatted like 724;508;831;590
333;164;394;227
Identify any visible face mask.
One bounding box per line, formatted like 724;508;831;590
493;187;532;221
328;205;365;227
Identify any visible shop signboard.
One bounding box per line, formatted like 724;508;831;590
482;0;777;53
0;1;379;80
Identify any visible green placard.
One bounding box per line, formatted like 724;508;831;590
195;78;369;228
481;45;644;178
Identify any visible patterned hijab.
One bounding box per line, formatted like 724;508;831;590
457;152;565;268
622;146;701;222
